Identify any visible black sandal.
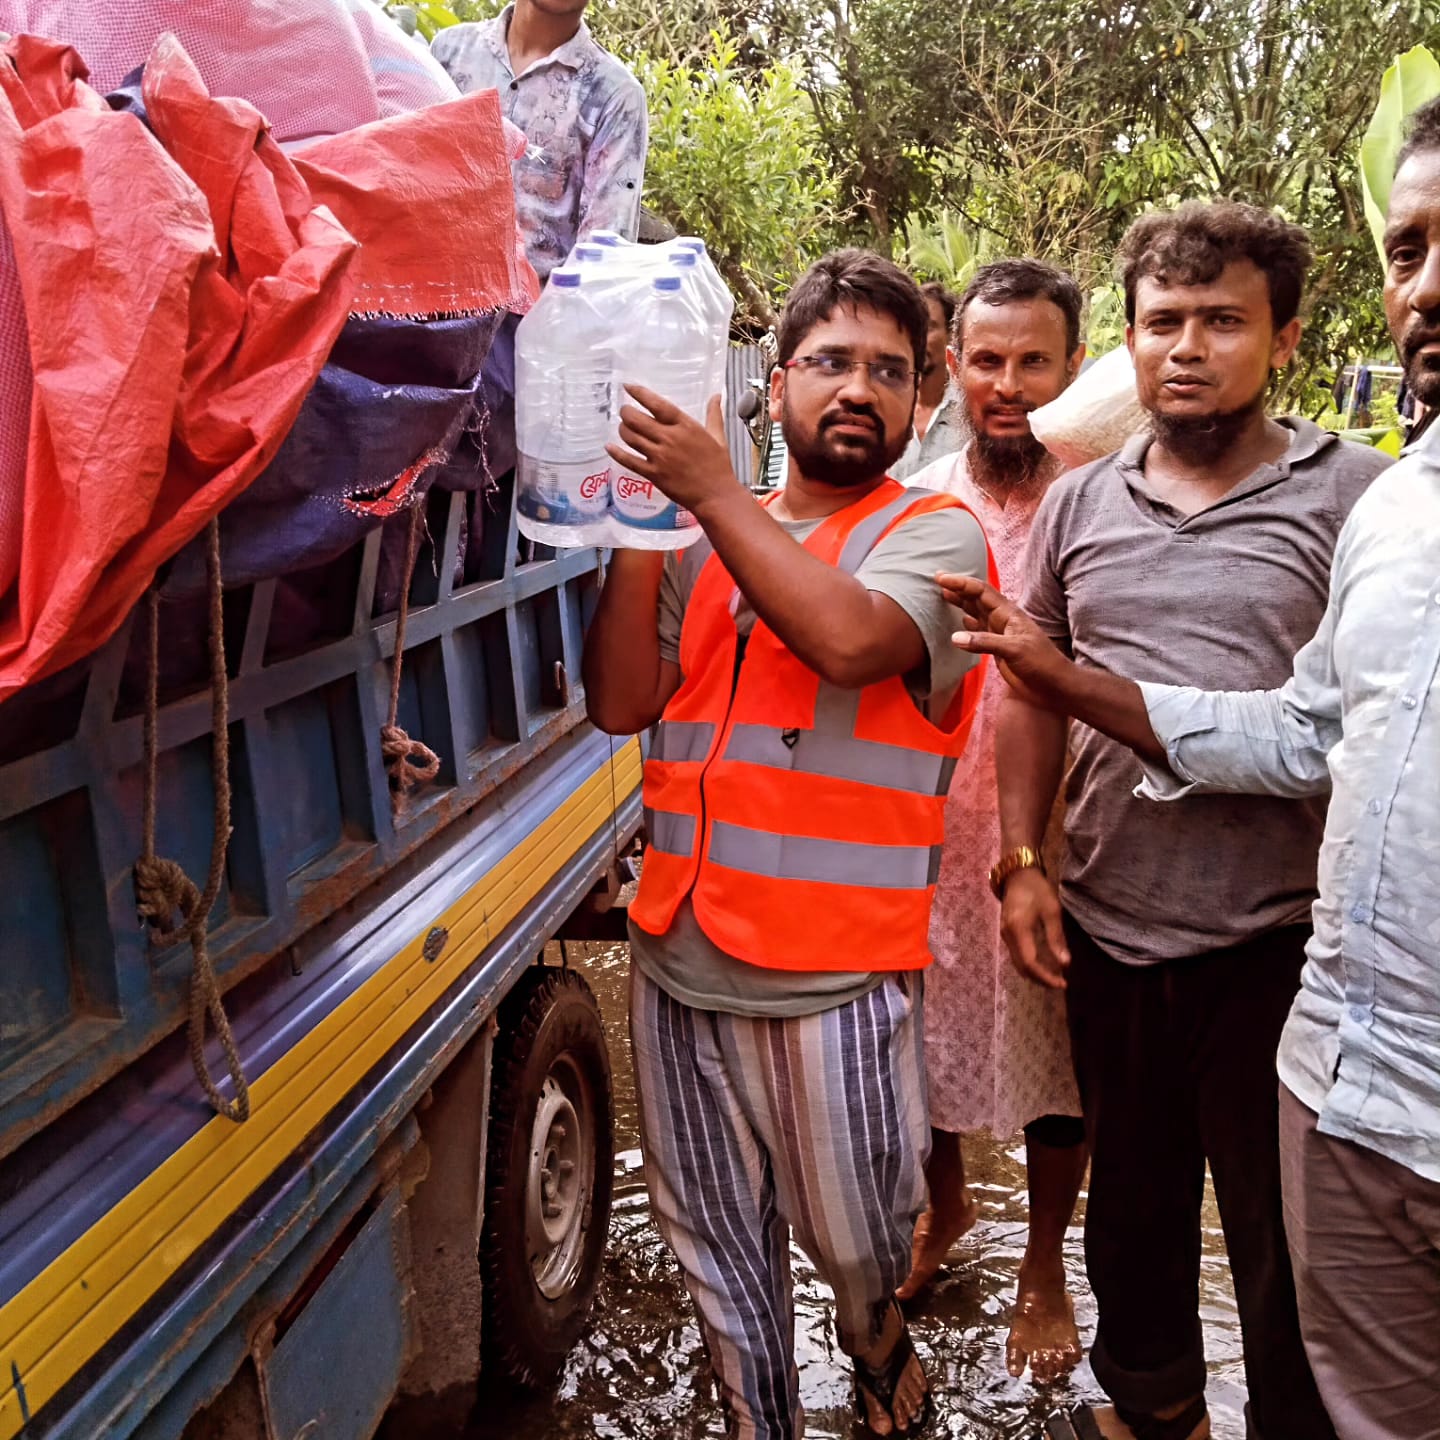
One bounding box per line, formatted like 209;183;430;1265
1037;1398;1207;1440
851;1299;933;1438
1039;1406;1105;1440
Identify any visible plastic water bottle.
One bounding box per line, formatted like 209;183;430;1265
609;273;710;547
670;237;735;346
515;268;613;546
667;248;731;408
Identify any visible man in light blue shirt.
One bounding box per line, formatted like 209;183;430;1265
941;104;1440;1440
432;0;647;280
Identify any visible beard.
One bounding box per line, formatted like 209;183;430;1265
780;394;911;488
1400;322;1440;407
1150;388;1267;466
970;427;1054;488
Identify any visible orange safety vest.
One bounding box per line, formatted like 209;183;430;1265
629;478;995;972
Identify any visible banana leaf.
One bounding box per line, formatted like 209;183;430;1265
1360;45;1440;263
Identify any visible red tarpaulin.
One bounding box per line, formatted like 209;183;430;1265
0;33;359;701
293;89;538;321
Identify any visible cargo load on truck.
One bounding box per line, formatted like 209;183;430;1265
0;15;640;1439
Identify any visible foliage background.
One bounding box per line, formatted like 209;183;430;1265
388;0;1440;410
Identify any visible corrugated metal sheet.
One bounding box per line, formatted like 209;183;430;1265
724;343;767;484
760;425;788;492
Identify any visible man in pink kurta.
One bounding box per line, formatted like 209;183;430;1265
899;260;1090;1385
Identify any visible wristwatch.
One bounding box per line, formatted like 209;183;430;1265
988;846;1045;900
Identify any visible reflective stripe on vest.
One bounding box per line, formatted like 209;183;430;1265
644;806;697;856
707;819;942;890
649;720;716;764
722;685;959;796
834;488;935;573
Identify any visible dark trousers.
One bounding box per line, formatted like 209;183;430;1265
1063;914;1334;1440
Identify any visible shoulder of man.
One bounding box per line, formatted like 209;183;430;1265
1032;451;1124;524
1279;415;1394;522
430;18;498;73
907;450;968;495
1334;433;1436;535
586;44;647;106
859;498;988;575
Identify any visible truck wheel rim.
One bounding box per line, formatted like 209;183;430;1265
526;1053;593;1300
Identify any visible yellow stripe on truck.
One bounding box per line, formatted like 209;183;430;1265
0;740;641;1437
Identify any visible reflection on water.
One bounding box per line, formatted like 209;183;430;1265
456;942;1247;1438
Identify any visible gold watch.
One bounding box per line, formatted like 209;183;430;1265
989;846;1045;900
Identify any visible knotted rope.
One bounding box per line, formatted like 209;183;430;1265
134;518;251;1123
382;502;440;810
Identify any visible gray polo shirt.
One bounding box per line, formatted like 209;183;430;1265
1020;417;1390;964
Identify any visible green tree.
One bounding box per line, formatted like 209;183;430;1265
374;0;1440;405
901;210;995;291
636;34;843;324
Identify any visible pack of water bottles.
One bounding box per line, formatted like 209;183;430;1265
514;232;733;550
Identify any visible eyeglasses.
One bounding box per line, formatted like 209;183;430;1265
784;354;917;395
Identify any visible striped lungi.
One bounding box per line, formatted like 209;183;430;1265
629;964;931;1440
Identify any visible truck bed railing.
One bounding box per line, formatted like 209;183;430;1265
0;476;602;1160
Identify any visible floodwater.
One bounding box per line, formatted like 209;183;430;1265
422;941;1248;1439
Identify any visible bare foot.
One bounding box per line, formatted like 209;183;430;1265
1005;1282;1081;1382
896;1192;980;1299
855;1303;930;1436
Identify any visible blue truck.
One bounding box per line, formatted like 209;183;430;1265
0;473;643;1437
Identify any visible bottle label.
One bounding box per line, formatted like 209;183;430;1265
611;471;694;531
517;456;611;525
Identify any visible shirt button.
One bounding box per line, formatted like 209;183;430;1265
1368;798;1383;815
1349;1005;1368;1023
1350;903;1371;924
1403;693;1418;709
510;80;519;90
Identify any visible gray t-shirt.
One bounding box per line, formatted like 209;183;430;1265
1020;417;1390;964
631;504;989;1016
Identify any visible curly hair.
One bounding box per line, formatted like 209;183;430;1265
778;250;929;372
1397;95;1440;172
955;259;1084;353
1117;201;1314;328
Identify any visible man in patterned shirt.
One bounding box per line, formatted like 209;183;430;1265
432;0;648;280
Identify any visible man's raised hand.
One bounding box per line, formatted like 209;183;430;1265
606;387;735;516
937;573;1069;708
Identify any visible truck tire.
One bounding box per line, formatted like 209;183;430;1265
481;964;614;1388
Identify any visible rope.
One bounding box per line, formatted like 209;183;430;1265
134;518;251;1123
381;502;441;810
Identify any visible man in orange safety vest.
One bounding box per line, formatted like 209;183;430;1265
584;249;995;1440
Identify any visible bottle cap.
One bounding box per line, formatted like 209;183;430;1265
574;244;605;263
674;237;707;254
551;267;582;288
591;230;626;247
669;249;698;268
652;273;683;292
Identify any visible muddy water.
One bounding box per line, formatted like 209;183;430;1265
463;942;1248;1439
